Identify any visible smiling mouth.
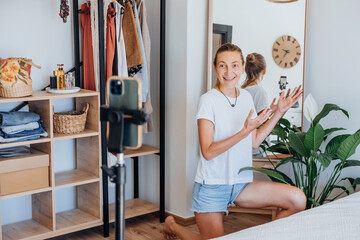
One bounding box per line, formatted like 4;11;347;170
223;76;236;81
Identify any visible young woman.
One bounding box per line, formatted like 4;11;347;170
163;43;306;240
242;52;277;156
241;52;274;115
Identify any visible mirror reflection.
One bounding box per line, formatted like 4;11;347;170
209;0;307;127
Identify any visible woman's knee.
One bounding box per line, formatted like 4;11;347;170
288;187;306;212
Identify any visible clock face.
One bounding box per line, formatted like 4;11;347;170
272;35;301;69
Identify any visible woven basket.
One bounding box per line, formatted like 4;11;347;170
0;85;33;98
53;103;89;134
0;84;33;98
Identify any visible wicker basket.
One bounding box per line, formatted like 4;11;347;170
0;57;39;98
53;103;89;134
0;84;33;98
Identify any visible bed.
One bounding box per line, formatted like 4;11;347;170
214;191;360;240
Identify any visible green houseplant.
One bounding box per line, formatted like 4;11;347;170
240;95;360;209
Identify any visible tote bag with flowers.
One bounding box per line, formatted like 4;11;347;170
0;58;41;98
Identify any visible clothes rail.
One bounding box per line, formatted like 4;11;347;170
97;0;166;237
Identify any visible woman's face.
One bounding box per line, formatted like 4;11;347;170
214;51;244;89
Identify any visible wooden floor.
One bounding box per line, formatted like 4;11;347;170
48;212;271;240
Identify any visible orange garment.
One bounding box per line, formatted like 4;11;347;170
80;3;96;91
106;5;116;81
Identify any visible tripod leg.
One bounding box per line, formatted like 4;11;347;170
115;152;126;240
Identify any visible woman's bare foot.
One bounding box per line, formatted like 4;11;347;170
163;216;179;239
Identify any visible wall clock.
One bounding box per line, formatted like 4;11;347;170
272;35;301;69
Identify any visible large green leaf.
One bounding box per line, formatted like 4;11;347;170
341;160;360;168
275;157;305;169
324;128;346;138
342;177;360;191
272;124;287;140
305;124;325;152
316;153;332;170
334;159;360;171
325;134;351;159
239;167;294;185
268;171;295;186
337;130;360;161
278;118;291;129
313;104;349;125
288;131;309;157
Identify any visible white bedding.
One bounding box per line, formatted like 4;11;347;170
214;191;360;240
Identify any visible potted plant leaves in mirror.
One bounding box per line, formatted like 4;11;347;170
241;94;360;209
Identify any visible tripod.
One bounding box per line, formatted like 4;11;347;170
100;106;148;240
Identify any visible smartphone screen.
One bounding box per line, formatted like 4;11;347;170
107;77;142;149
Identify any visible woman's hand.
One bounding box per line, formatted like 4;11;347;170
243;108;272;134
272;85;303;115
270;97;278;113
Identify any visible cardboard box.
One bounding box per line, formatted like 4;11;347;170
0;149;50;196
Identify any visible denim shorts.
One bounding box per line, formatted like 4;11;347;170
190;182;248;215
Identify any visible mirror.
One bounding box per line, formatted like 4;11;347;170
207;0;307;127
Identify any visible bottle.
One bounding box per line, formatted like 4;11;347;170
56;64;65;90
50;76;57;89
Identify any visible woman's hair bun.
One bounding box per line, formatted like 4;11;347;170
246;53;255;62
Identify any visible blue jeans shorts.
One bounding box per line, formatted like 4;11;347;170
190;182;248;215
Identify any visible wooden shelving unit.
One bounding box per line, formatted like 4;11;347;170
108;144;161;223
109;198;160;222
0;90;102;240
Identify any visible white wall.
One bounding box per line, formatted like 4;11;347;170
304;0;360;188
163;0;189;217
185;0;208;217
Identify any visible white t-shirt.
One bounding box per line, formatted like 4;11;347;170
244;85;269;156
244;85;268;113
195;88;257;185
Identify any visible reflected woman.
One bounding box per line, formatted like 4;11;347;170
163;43;306;240
241;53;277;156
242;53;275;114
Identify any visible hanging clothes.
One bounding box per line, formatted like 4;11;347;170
133;1;148;103
90;0;100;91
122;1;143;72
135;0;154;132
106;4;116;81
114;2;128;77
80;3;96;91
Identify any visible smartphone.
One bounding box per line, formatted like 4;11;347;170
107;76;142;149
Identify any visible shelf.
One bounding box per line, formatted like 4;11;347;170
0;89;98;103
55;169;99;188
53;129;99;140
109;198;160;222
56;209;101;231
124;145;160;158
253;153;291;161
0;138;50;149
253;153;289;169
253;160;280;169
2;219;51;240
0;187;52;200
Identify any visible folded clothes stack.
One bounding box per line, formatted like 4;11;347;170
0;111;48;143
